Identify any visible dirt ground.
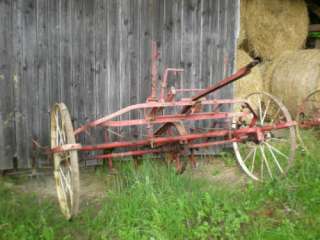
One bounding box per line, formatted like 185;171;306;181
14;170;109;205
186;157;247;187
10;158;246;204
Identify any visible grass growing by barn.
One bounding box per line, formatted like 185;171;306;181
0;130;320;240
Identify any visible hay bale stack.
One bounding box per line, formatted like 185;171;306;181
246;0;309;60
266;50;320;116
259;61;274;93
234;50;263;98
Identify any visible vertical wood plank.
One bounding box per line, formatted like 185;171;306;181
181;0;194;91
162;0;174;70
128;0;140;137
11;0;22;169
199;0;210;90
119;0;130;111
191;0;202;91
95;0;108;119
216;0;229;101
36;0;49;146
60;0;73;109
107;0;121;141
48;0;60;104
173;0;182;90
71;0;84;128
139;0;152;103
0;0;15;169
0;113;6;169
83;0;95;122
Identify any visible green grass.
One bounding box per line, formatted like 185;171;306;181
1;131;320;239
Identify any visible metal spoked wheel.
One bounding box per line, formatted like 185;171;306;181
233;92;296;181
161;122;189;174
297;89;320;131
51;103;80;220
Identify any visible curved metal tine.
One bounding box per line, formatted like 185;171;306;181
260;145;273;179
265;142;288;160
250;147;257;173
265;142;284;174
262;99;271;125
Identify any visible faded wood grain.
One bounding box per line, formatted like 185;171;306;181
0;0;237;169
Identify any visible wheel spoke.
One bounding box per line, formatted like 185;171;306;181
260;153;264;180
262;99;271;125
59;154;71;162
269;137;288;143
243;147;256;163
270;108;281;124
265;142;284;174
66;166;74;206
56;115;64;145
59;167;72;198
250;147;257;172
58;171;68;205
257;95;263;125
260;145;273;179
265;142;288;160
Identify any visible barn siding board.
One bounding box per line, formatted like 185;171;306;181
128;0;139;136
0;0;237;169
11;0;23;168
60;0;72;109
0;0;14;169
0;113;6;169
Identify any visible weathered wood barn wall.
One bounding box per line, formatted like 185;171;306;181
0;0;238;170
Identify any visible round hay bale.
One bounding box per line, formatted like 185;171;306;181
246;0;309;60
259;60;275;93
268;50;320;116
237;0;247;48
234;49;263;98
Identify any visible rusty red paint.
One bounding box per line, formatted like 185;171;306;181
52;121;295;154
299;119;320;128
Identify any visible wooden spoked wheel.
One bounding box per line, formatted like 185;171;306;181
51;103;80;220
296;89;320;131
233;92;296;181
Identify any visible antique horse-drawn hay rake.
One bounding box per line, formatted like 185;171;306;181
50;42;296;219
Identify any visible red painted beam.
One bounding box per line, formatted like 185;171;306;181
52;121;295;154
101;112;246;127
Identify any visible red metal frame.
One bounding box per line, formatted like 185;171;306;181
299;119;320;129
297;89;320;129
50;41;296;170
